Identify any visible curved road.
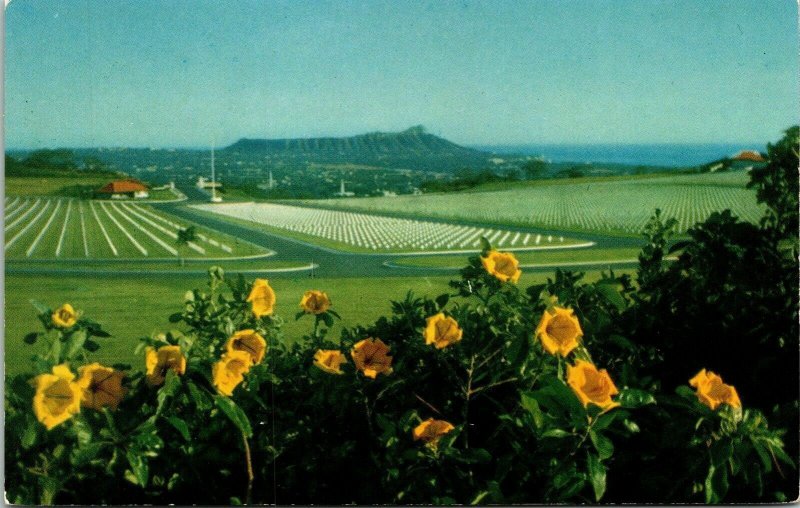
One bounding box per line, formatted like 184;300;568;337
153;186;646;279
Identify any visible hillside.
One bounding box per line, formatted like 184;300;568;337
224;125;493;172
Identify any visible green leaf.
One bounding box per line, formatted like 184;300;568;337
83;339;100;352
21;422;38;449
63;329;88;360
768;441;796;469
622;418;640;433
530;376;586;425
166;416;191;441
709;440;733;467
30;299;51;316
591;410;622;431
749;437;772;472
187;381;212;411
72;442;106;466
618;388;656;408
168;312;183;323
126;450;149;487
520;392;544;429
542;429;571;438
321;312;334;328
156;370;181;415
595;281;626;311
461;448;491;464
479;236;492;255
38;476;60;505
470;491;489;505
47;337;62;364
435;293;450;310
589;430;614;460
215;395;253;437
23;332;39;345
587;452;607;501
704;463;729;503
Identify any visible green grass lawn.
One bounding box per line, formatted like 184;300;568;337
4;269;630;376
390;246;642;268
294;170;761;236
5;176;112;196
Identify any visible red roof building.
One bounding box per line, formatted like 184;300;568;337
731;150;765;162
97;180;150;198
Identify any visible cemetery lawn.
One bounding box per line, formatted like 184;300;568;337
4;269;631;376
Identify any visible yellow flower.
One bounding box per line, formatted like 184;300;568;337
536;306;583;357
567;360;620;412
212;350;252;396
31;364;84;430
225;329;267;365
52;303;78;328
351;338;393;379
424;313;463;349
689;369;741;410
145;345;186;386
413;418;455;446
77;363;127;411
247;278;276;318
300;290;331;315
481;250;522;283
313;349;348;375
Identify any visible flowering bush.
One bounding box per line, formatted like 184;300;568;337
5;241;796;504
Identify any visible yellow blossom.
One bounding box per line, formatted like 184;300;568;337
481;250;522;283
31;364;84;430
52;303;78;328
413;418;455;446
300;290;331;314
351;338;393;379
225;329;267;365
567;360;620;412
313;349;348;374
145;345;186;386
77;363;127;411
212;350;252;396
689;369;741;410
424;313;463;349
536;306;583;357
247;278;276;318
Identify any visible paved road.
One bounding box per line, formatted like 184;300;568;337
151;186;647;279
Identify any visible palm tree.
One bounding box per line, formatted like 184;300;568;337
176;226;197;267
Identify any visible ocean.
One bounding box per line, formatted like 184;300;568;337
475;143;765;168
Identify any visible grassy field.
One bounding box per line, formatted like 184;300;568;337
297;171;763;236
4;269;630;376
4;198;267;260
389;246;642;268
4;176;183;202
4;176;113;196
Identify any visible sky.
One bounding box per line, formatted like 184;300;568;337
3;0;798;148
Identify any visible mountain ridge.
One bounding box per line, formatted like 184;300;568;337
224;126;493;172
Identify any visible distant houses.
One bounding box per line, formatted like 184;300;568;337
730;150;767;172
731;150;766;163
96;179;149;199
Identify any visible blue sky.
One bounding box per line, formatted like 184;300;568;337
4;0;797;148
